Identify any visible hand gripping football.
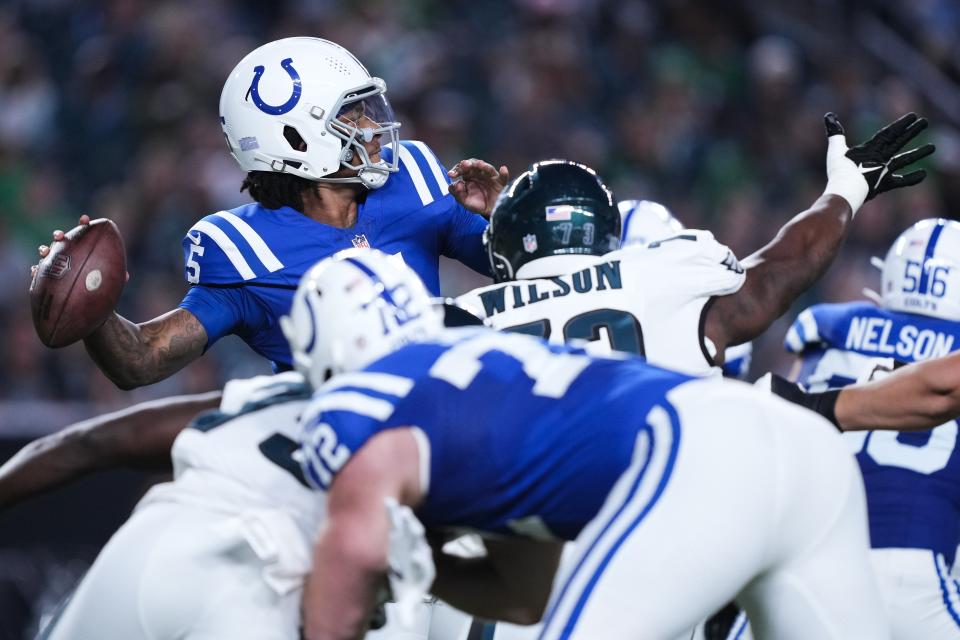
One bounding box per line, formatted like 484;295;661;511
30;219;126;347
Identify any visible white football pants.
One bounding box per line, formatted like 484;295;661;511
724;548;960;640
871;548;960;639
532;380;888;640
43;499;439;640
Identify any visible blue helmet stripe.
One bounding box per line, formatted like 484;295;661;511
621;202;638;240
918;220;946;295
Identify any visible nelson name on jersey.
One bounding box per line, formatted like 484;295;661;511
844;313;955;360
475;260;624;317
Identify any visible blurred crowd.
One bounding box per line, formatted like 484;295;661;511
1;0;958;431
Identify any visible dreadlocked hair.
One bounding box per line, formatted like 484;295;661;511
241;171;317;212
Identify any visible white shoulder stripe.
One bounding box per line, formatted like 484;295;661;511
798;309;820;345
398;144;434;206
212;211;284;272
409;141;450;196
189;220;256;280
320;372;415;398
311;391;397;421
785;326;804;353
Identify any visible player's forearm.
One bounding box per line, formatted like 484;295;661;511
83;309;207;389
429;538;560;624
431;552;533;623
303;520;388;640
715;194;852;345
0;391;220;511
835;354;960;431
0;430;91;511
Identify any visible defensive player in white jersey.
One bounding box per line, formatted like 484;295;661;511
458;110;935;379
279;249;888;640
41;371;325;639
754;219;960;640
618;198;752;380
38;274;491;639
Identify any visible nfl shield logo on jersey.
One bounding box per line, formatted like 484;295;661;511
523;234;538;253
352;234;370;249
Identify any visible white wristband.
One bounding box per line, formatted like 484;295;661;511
822;134;869;216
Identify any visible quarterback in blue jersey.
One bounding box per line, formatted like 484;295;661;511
775;218;960;640
37;37;504;388
284;249;887;640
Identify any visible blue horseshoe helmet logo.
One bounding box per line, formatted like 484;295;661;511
247;58;302;115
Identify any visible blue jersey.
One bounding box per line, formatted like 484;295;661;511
178;141;490;370
297;329;693;541
786;301;960;563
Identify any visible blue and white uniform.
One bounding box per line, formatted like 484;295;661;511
179;141;490;370
786;301;960;639
300;329;886;640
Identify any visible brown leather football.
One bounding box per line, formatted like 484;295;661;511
30;219;126;348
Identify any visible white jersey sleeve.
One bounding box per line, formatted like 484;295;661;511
640;230;745;300
621;231;745;372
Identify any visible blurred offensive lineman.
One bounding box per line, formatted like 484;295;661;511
283;249;889;640
35;36;504;389
457;111;934;381
618;199;752;380
761;218;960;640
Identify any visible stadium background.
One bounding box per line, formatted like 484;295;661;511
0;0;956;637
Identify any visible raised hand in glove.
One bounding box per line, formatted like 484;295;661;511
823;112;935;215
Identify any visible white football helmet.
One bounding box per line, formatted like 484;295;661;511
618;199;685;246
866;218;960;321
220;37;400;189
280;249;444;388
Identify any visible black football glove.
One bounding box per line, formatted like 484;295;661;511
825;112;935;201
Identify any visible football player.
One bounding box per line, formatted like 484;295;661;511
457;110;934;380
38;256;484;640
35;37;505;389
761;218;960;639
281;249;888;640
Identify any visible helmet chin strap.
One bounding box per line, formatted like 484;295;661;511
358;165;389;189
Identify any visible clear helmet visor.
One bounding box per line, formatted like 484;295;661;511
331;80;400;140
335;91;398;130
326;79;400;188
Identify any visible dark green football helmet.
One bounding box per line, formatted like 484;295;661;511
484;160;621;283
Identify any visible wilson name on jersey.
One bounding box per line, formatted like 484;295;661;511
786;301;960;562
178;140;490;369
456;230;745;375
168;372;323;540
297;329;693;541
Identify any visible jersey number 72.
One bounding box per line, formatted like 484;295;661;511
504;308;645;355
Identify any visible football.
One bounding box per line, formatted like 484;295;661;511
30;218;127;348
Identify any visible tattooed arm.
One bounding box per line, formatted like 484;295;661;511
83;308;207;390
